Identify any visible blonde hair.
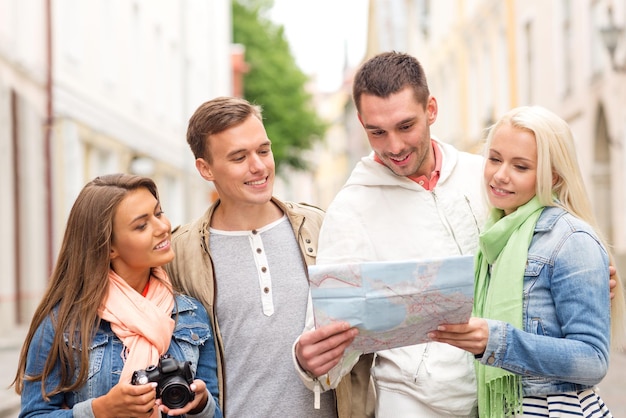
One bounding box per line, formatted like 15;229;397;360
485;105;626;349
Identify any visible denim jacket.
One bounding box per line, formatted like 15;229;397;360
479;206;611;396
20;294;222;418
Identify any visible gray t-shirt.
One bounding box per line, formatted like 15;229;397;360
210;215;336;417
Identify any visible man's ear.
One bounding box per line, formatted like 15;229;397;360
196;158;214;182
426;96;438;125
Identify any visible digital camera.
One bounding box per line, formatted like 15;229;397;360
131;354;195;409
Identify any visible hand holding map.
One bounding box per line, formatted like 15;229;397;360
308;255;475;354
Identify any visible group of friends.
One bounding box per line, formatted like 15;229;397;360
12;51;626;418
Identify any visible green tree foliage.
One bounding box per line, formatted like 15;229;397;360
233;0;327;173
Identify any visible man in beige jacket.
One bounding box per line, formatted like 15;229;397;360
165;96;357;417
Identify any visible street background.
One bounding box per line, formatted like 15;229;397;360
1;326;624;417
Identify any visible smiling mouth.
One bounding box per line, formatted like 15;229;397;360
491;185;512;195
154;240;170;250
245;177;267;186
389;154;410;164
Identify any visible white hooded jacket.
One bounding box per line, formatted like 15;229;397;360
306;138;487;417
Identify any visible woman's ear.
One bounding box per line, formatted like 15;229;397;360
552;172;560;187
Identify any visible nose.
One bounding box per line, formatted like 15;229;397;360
386;132;404;156
155;214;171;235
248;153;264;173
493;164;509;183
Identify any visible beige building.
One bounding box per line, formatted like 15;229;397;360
319;0;626;272
0;0;232;332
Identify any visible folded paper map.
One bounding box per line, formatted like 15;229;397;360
308;255;475;353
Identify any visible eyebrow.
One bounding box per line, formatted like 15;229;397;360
128;201;160;225
225;140;271;158
363;117;416;130
489;149;535;164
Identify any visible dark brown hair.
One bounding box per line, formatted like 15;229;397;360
352;51;430;112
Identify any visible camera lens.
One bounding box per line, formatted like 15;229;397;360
160;379;194;409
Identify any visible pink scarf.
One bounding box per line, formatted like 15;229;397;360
99;267;175;385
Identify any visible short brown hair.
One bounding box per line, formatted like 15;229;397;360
352;51;430;112
186;96;263;161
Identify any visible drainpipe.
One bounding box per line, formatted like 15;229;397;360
44;0;54;279
11;91;21;324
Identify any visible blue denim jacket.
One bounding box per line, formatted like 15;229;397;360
480;206;611;396
20;294;222;418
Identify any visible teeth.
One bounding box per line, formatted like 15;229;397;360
155;241;168;249
246;179;266;185
390;155;408;162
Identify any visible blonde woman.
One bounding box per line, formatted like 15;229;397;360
430;106;625;417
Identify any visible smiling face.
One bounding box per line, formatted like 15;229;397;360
109;187;174;281
195;114;275;209
484;123;538;215
358;86;438;178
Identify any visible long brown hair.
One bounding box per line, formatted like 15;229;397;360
13;174;161;400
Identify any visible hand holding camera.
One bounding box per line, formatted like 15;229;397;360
131;354;196;409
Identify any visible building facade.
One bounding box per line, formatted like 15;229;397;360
0;0;232;332
361;0;626;272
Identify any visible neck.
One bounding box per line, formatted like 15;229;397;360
211;199;283;231
110;265;151;294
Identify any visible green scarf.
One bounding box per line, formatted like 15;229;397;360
473;196;544;418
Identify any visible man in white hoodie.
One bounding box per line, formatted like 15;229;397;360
294;51;487;417
294;51;618;418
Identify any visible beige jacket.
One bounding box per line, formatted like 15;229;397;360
164;197;358;417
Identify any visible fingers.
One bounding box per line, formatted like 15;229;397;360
296;322;358;377
158;380;207;416
428;318;488;355
299;322;354;346
95;382;157;417
609;278;617;300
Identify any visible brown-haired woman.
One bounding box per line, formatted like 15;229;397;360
13;173;221;418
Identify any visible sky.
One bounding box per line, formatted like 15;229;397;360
269;0;369;92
